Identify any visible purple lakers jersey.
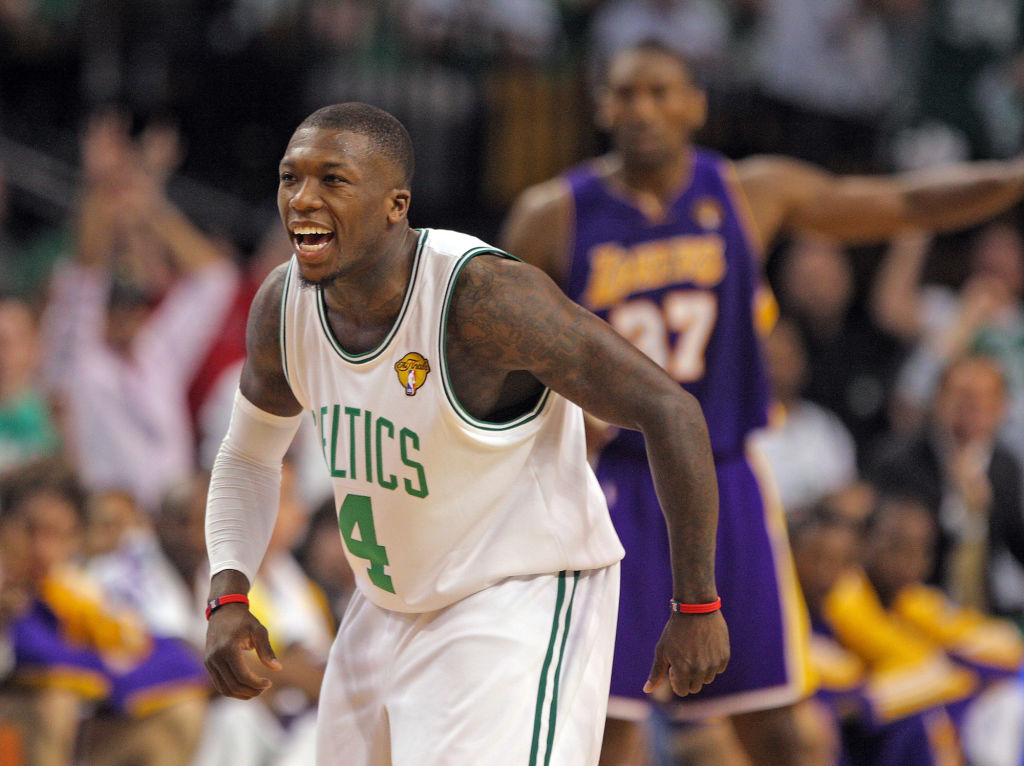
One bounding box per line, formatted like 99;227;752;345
565;149;769;458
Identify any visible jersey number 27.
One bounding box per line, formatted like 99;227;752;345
608;290;718;382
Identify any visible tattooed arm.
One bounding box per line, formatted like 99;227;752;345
447;254;729;696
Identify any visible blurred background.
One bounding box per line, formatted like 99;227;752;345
1;0;1021;278
2;1;1024;765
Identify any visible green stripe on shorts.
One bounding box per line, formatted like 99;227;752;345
529;570;581;766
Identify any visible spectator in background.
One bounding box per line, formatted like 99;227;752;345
753;317;858;514
84;484;207;651
877;221;1024;459
871;354;1024;621
189;216;289;466
83;489;142;558
84;471;211;686
818;480;879;529
0;458;208;766
775;234;905;464
152;472;213;649
791;505;969;766
39;111;237;513
826;494;1024;766
0;294;58;472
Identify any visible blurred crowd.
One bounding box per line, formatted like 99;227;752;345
2;1;1024;765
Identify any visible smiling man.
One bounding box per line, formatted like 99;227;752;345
201;102;729;766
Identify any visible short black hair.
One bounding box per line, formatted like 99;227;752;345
862;492;935;539
296;102;414;187
788;503;863;551
602;38;697;87
0;458;87;525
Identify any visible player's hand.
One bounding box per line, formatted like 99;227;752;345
204;604;282;700
643;611;729;697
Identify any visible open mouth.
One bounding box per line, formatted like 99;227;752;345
291;225;335;254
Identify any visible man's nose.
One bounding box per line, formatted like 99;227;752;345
290;178;323;211
627;92;659;121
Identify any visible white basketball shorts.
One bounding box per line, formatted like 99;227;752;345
315;563;620;766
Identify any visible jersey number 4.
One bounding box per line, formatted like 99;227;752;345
608;290;718;382
339;493;396;593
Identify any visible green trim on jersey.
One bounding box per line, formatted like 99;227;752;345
280;259;295;388
439;247;552;430
529;570;580;766
315;228;427;364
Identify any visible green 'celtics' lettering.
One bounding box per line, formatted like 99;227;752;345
318;406;330;467
329;405;345;478
313;405;428;498
345;406;359;480
375;418;398;490
338;493;395;593
364;409;373;484
400;428;429;498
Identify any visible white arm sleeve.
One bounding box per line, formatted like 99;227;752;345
205;390;303;585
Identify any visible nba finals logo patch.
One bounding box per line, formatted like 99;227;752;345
693;197;724;231
395;352;430;396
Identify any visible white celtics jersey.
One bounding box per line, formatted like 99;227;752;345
280;228;624;612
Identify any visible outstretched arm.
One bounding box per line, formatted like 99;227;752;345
204;264;303;700
449;256;729;696
738;154;1024;250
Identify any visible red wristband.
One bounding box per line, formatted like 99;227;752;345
670;597;722;614
206;593;249;620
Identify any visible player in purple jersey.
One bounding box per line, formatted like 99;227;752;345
503;39;1024;766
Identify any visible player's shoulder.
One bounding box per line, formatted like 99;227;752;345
732;154;834;229
508;175;574;223
445;251;562;367
511;153;619;219
449;248;554;318
421;228;500;258
252;260;292;311
245;260;293;350
734;153;830;187
500;172;580;281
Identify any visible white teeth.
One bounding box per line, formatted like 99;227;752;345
297;239;330;253
292;225;332;235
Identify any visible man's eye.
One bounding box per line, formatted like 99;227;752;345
325;174;346;184
279;172;296;183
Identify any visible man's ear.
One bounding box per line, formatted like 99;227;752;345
388;189;411;223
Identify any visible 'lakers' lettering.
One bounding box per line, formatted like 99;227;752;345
314;405;429;499
582;234;726;311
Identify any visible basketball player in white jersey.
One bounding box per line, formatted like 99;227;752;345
202;103;729;766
